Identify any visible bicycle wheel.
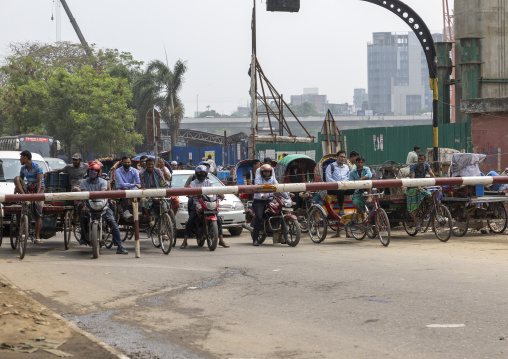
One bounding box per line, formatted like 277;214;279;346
18;215;28;260
207;221;218;251
151;219;161;248
350;212;366;240
159;213;173;255
122;225;134;241
449;203;469;237
64;211;72;250
10;214;19;249
168;210;177;247
284;217;301;247
104;221;114;249
307;206;327;243
403;219;418;236
487;202;507;234
366;219;377;239
375;208;391;247
91;222;99;259
433;204;452;242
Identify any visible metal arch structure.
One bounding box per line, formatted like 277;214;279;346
361;0;439;170
160;128;248;147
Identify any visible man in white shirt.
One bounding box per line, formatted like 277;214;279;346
326;150;354;216
252;164;278;246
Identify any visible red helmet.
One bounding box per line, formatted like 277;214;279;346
88;161;102;176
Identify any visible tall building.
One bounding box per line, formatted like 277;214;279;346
367;32;443;115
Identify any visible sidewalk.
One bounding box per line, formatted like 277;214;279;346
0;278;128;358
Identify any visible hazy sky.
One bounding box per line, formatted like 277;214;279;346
0;0;449;116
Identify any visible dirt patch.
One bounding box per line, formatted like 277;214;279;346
0;281;122;358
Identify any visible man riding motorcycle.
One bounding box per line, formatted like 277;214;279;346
180;165;229;249
252;164;279;246
79;162;128;254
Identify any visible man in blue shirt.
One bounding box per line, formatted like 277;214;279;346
407;153;435;231
349;156;373;222
14;150;45;244
115;156;141;219
252;164;278;246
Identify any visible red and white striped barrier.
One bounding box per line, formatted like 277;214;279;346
1;177;507;203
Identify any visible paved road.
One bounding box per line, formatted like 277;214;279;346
1;229;508;358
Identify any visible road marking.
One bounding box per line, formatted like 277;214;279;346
187;287;197;290
426;324;465;328
272;269;281;272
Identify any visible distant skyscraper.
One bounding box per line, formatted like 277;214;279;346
367;31;443;115
354;88;368;112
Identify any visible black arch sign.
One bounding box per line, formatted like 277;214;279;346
361;0;437;78
361;0;439;168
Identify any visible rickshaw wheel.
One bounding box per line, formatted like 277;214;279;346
449;203;469;237
308;206;327;243
350;212;366;240
64;211;72;250
487;202;507;234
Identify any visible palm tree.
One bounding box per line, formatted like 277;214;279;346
133;59;187;152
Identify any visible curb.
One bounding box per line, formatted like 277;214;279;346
0;275;130;359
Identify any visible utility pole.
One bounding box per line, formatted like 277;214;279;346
59;0;93;57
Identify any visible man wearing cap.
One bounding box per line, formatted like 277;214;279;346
170;161;178;171
45;153;88;191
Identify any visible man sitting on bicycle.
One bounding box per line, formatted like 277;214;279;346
180;165;229;249
349;156;372;222
252;164;278;246
14;150;45;244
79;162;128;255
139;157;169;219
407;153;435;231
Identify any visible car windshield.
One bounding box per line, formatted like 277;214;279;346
171;173;223;188
0;159;48;182
46;158;67;170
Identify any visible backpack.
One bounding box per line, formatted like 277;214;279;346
322;161;335;182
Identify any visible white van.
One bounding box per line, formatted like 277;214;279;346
0;151;50;196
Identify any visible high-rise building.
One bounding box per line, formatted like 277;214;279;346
367;32;443;115
291;88;327;114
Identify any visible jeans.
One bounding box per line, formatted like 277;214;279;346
252;199;270;242
185;202;223;236
80;206;122;247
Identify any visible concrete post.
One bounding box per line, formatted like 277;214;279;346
436;42;453;125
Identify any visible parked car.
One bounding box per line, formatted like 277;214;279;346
170;170;245;236
44;157;67;171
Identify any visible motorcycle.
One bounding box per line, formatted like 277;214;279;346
243;192;301;247
82;198;110;258
192;194;220;251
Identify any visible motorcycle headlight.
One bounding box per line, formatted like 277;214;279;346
206;202;217;210
87;199;107;211
232;201;244;210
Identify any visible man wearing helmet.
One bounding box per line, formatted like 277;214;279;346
180;165;229;249
79;162;128;254
251;164;278;246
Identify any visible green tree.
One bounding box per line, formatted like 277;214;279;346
133;59;187;151
0;57;50;134
199;110;220;118
46;66;142;159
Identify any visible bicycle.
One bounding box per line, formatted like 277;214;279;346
147;198;177;255
344;191;391;247
406;186;452;242
308;189;391;247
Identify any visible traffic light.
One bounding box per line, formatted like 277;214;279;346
266;0;300;13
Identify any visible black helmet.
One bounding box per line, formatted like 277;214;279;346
195;165;208;182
